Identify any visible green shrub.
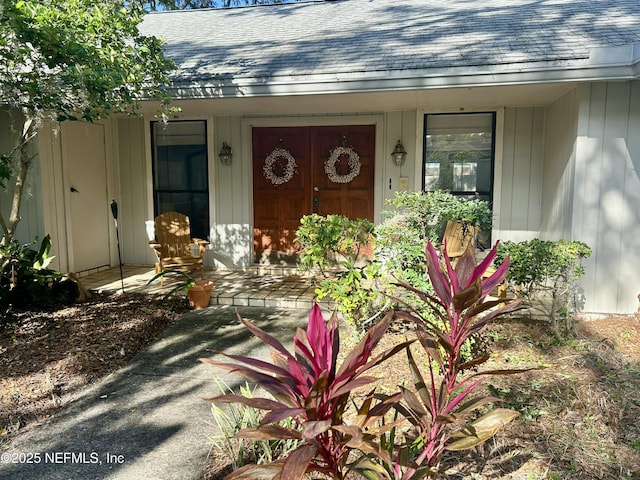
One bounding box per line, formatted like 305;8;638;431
382;190;493;247
0;235;76;313
375;191;492;288
295;214;373;275
494;239;592;337
208;378;301;470
375;191;492;358
296;214;384;334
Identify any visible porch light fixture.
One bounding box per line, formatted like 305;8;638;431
219;142;232;165
391;140;407;166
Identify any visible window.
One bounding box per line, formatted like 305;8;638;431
423;113;495;204
151;120;209;239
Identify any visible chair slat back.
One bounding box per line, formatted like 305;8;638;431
154;211;193;258
442;220;476;258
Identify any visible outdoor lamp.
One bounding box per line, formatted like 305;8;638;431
219;142;232;165
391;140;407;166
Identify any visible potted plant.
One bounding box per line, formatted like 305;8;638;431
146;270;214;309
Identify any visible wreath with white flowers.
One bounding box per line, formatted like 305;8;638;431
325;146;361;183
263;147;297;186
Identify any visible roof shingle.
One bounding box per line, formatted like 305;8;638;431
139;0;640;89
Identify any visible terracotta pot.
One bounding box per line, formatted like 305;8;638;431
187;280;214;309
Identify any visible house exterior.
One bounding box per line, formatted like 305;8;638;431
2;0;640;314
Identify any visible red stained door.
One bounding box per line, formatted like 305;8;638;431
252;125;375;263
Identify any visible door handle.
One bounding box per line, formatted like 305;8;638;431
70;187;79;193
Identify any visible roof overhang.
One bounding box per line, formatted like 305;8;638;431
140;43;640;117
164;42;640;98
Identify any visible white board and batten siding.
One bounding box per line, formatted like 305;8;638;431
574;81;640;314
0;109;45;247
496;106;545;242
210;115;253;269
117;117;157;267
540;88;579;241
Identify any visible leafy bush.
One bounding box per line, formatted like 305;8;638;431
494;239;592;336
296;214;384;334
381;190;493;245
0;235;77;312
296;213;373;275
375;190;492;290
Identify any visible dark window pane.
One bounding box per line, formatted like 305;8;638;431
423;113;495;198
151;121;209;239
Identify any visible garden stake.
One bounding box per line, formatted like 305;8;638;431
110;199;125;293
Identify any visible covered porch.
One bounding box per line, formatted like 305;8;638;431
78;266;322;310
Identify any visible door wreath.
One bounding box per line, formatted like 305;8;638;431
263;147;297;186
325;146;361;183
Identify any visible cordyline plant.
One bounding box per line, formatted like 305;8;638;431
200;305;412;480
383;241;525;479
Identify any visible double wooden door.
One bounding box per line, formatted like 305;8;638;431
252;125;375;262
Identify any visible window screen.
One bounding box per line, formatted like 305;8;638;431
151;120;209;239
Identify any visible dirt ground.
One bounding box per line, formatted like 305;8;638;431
0;292;189;443
1;293;639;479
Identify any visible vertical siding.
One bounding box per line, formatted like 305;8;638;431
384;111;416;208
117;118;154;265
497;107;544;241
0;108;44;244
212;116;252;268
575;81;640;313
540;88;578;239
622;81;640;312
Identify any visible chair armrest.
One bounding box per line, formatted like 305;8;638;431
149;241;161;249
191;238;209;256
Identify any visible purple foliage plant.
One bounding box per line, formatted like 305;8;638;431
200;304;412;480
383;241;526;479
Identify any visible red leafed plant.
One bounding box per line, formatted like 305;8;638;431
200;304;412;480
384;241;525;479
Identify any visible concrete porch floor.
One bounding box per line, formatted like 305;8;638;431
77;265;329;310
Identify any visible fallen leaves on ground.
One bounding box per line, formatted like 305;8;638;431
0;292;188;444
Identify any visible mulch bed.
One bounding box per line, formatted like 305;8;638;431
0;292;188;442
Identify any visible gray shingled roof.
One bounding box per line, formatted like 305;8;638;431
139;0;640;95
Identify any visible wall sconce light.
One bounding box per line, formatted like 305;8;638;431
219;142;232;165
391;140;407;166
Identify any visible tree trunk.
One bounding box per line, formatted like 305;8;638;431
0;116;37;246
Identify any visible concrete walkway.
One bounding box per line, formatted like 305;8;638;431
0;305;313;480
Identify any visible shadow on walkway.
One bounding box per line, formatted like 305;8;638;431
0;305;312;480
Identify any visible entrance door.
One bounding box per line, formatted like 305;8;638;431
252;125;375;262
62;121;110;272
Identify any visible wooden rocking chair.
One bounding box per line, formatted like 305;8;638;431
149;211;208;282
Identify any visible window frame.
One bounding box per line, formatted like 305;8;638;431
422;112;496;204
150;119;210;240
